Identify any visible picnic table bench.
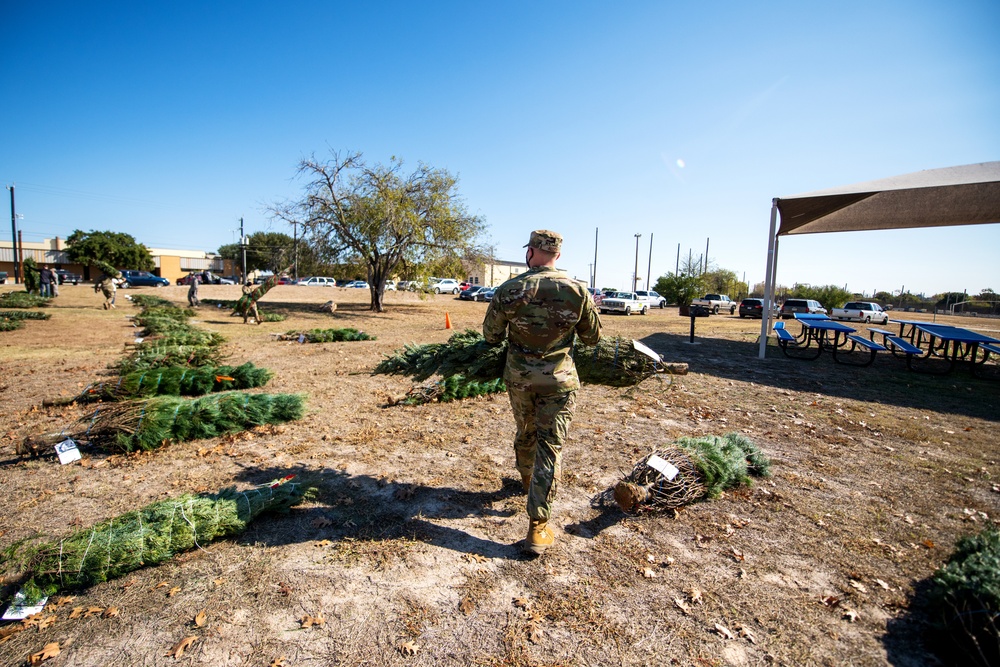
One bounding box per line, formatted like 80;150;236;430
774;317;885;366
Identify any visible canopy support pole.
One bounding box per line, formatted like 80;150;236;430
758;199;779;359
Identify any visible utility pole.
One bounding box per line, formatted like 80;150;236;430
240;217;247;282
646;233;653;292
632;233;641;293
17;230;24;283
592;228;598;289
675;243;680;275
7;185;18;284
703;237;709;274
292;220;299;281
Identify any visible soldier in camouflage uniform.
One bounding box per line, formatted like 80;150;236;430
483;230;602;555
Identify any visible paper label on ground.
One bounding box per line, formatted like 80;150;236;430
2;591;48;620
631;340;662;363
55;438;81;465
646;454;679;480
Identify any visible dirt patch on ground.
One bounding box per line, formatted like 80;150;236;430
1;284;998;666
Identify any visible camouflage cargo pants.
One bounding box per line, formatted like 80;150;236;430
507;388;576;521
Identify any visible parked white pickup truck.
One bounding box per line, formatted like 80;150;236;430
690;294;736;315
832;301;890;324
599;291;648;315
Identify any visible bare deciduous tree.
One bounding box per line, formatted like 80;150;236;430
272;151;486;312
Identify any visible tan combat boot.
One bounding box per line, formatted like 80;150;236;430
521;474;531;493
524;518;554;555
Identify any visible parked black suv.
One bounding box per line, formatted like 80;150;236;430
54;269;82;285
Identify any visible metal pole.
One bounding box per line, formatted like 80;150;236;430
17;230;24;283
592;228;598;289
758;200;779;359
240;217;247;282
632;233;641;292
675;243;680;275
646;233;653;291
7;185;18;284
704;237;709;274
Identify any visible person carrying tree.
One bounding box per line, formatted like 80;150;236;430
95;271;121;309
482;230;602;555
242;280;260;324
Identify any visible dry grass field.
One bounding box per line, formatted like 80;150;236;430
1;283;998;666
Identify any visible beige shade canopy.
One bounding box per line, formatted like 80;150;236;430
758;161;1000;358
775;161;1000;236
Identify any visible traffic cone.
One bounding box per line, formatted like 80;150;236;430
445;312;453;329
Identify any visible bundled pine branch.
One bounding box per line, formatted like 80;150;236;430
44;363;274;406
0;310;52;320
0;291;51;308
598;433;771;514
277;328;375;343
0;318;24;332
259;312;286;322
113;344;227;374
128;294;173;309
20;392;305;455
1;477;316;601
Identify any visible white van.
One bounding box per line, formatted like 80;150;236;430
297;276;336;287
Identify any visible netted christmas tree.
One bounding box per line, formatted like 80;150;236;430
277;328;375;343
44;362;274;406
20;392;305;455
1;476;316;601
0;291;50;308
114;344;228;374
1;307;52;331
926;527;1000;667
373;329;684;404
128;294;173;309
598;432;772;514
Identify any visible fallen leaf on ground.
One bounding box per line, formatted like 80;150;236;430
874;579;890;590
194;609;207;627
0;624;25;643
713;623;735;639
820;595;841;607
642;567;657;578
300;612;325;628
53;596;75;608
674;598;690;614
154;582;170;589
166;636;198;658
843;609;858;622
37;615;57;631
29;642;60;664
102;607;120;618
687;587;703;604
463;553;488;563
167;586;181;597
270;657;286;667
311;517;333;528
527;622;544;644
84;607;104;618
459;597;475;614
513;597;531;610
731;548;746;562
849;580;867;593
923;539;936;548
398;640;420;656
737;624;757;643
69;607;85;619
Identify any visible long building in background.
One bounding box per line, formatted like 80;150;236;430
0;237;235;284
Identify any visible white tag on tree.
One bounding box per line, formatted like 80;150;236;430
2;591;48;620
55;438;81;465
631;340;662;363
646;454;679;480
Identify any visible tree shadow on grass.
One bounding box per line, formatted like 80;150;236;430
231;463;535;561
638;332;1000;421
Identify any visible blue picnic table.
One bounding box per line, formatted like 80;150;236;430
774;314;885;366
872;320;1000;377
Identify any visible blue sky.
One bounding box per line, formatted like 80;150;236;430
2;1;998;296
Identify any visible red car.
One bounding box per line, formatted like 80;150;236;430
459;281;472;291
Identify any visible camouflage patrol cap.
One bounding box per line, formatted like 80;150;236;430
524;230;563;253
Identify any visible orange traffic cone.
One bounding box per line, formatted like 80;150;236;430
445;312;453;329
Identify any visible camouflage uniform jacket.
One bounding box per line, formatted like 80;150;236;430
483;266;602;394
